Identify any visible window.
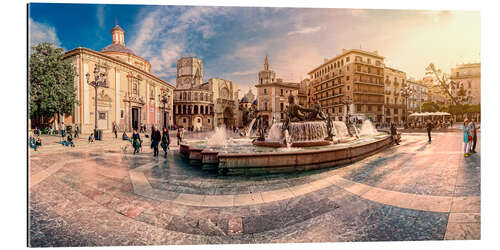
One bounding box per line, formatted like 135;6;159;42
264;102;268;111
264;88;267;94
346;76;350;81
132;83;138;95
208;119;211;123
357;65;361;72
183;118;186;123
281;89;283;95
198;118;201;123
98;112;106;120
120;110;124;119
347;66;349;71
280;102;284;111
456;72;460;77
347;85;350;91
346;56;350;62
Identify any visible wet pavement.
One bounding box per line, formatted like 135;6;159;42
28;131;480;246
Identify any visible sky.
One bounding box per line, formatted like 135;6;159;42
28;3;480;98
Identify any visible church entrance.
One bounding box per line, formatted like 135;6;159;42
223;107;233;128
132;108;139;131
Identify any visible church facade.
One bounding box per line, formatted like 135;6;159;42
63;24;175;134
173;57;240;131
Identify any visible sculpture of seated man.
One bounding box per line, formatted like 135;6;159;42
306;101;327;121
286;95;309;122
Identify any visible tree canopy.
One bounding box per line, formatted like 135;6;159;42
425;63;468;105
421;102;440;112
29;42;77;124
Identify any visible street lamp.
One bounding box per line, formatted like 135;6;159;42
400;85;414;124
158;91;169;129
85;65;108;140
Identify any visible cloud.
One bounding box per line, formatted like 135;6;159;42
231;69;260;76
129;6;229;85
28;18;62;48
287;26;321;36
96;5;105;29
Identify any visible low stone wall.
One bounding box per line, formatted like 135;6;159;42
217;135;392;175
180;134;393;176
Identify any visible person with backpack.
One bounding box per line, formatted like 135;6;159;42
390;123;400;145
161;127;170;157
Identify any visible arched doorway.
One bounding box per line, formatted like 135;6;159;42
223;107;234;128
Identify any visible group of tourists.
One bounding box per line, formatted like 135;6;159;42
462;118;479;157
126;125;171;157
29;133;42;151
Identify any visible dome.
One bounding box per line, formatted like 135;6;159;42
240;96;249;103
252;99;258;105
101;43;136;55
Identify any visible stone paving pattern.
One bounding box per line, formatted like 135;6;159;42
28;131;480;246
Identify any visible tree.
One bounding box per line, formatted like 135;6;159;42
421;102;439;112
425;63;467;105
29;42;77;128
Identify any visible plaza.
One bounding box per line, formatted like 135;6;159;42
28;130;480;246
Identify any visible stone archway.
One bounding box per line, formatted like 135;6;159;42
223;107;234;128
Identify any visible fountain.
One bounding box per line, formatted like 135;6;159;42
359;120;378;136
179;95;392;175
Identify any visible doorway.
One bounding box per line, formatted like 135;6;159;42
132;108;139;130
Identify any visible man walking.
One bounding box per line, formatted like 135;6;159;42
469;118;479;153
151;125;161;157
426;119;433;143
74;124;79;138
112;122;118;139
177;128;183;146
390;123;400;145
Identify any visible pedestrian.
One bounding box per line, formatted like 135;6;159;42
469;118;479;153
390;123;400;145
426;119;433;143
60;122;65;142
29;133;37;151
88;133;95;143
74;124;79;138
67;133;74;147
132;129;141;154
177;128;183;145
151;125;161;157
161;127;170;157
462;118;472;157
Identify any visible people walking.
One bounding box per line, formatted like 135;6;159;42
161;127;170;157
112;122;118;139
469;118;479;153
67;133;75;147
74;124;79;138
462;118;472;157
151;126;161;157
390;123;400;145
177;128;183;145
132;129;141;154
426;119;433;143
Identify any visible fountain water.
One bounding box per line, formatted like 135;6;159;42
245;118;257;137
266;123;282;141
332;121;350;139
359;120;378;136
207;126;228;147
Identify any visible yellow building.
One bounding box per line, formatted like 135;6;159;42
450;63;481;105
383;67;407;123
308;49;385;122
64;24;175;134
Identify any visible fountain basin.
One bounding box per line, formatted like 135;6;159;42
180;132;392;175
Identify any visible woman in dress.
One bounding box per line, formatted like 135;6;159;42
462;118;472;157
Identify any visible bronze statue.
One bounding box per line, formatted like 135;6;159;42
285;95;309;122
325;112;335;141
306;101;327;121
255;114;265;141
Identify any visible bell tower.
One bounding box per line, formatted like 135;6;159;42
110;24;125;45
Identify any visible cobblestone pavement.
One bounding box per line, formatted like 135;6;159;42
28;131;480;247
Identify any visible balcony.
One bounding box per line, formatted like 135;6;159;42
385;90;391;95
354;80;383;87
354;69;383;77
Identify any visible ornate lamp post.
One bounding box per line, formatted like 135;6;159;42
158;91;169;129
86;65;108;140
400;86;414;124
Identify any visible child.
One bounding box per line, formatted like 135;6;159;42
88;133;95;143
